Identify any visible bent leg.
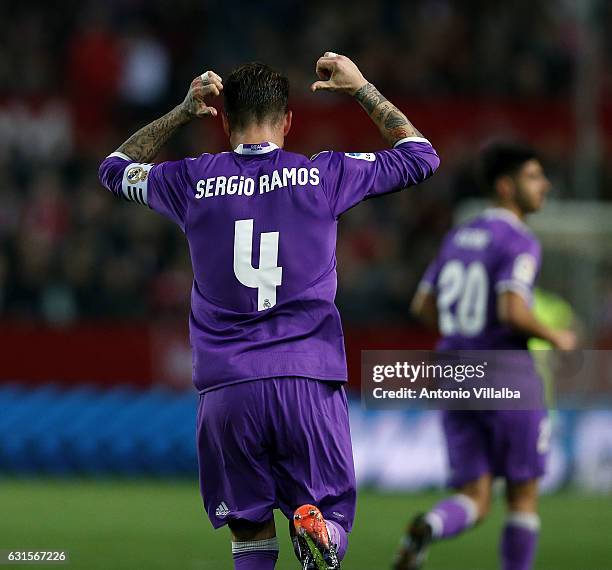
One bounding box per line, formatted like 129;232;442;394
196;384;280;569
425;411;494;540
425;473;492;539
272;379;356;563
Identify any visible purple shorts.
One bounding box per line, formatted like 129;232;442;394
442;409;549;487
196;377;356;532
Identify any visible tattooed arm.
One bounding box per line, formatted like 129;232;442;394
311;52;423;147
352;83;423;146
115;71;223;162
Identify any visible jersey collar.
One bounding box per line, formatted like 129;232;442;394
483;207;532;234
233;142;279;155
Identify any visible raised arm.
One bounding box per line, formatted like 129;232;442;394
99;70;223;228
114;71;224;162
311;52;423;147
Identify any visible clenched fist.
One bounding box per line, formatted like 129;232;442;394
311;52;368;96
181;71;223;118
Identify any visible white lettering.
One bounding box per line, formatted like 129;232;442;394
205;177;214;198
271;170;283;191
283;168;297;186
215;176;227;196
195;180;205;199
194;168;321;202
244;178;255;196
297;168;309;185
227;176;239;195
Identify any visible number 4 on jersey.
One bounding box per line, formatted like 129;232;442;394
233;219;283;311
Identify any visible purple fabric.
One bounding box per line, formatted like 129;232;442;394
420;208;548;485
326;519;348;560
99;141;439;392
427;497;474;539
196;377;356;532
500;522;539;570
233;550;277;569
420;208;541;351
442;409;548;487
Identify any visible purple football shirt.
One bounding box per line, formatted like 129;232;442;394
419;207;541;351
100;138;439;391
424;209;548;487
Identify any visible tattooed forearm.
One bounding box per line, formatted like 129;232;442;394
353;82;423;146
384;110;408;130
117;105;191;162
354;83;388;114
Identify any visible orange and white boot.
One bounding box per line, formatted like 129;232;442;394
293;504;340;570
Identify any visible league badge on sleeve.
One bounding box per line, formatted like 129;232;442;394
512;253;537;286
345;152;375;162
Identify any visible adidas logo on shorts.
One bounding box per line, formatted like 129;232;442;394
215;502;230;518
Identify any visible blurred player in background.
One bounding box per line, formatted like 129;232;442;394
394;143;576;570
99;53;439;569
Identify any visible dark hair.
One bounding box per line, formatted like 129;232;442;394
223;62;289;131
480;142;539;195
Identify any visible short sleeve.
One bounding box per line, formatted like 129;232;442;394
98;152;191;230
312;138;439;218
494;238;541;302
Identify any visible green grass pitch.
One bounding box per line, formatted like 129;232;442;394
0;480;609;569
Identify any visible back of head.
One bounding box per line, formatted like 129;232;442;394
479;142;539;196
223;62;289;132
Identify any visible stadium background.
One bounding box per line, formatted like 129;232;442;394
1;1;611;568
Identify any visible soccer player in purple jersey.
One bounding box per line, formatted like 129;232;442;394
99;52;439;570
393;144;576;570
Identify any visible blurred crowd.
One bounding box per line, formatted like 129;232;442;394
0;0;611;324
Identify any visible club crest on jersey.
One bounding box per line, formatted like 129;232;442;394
126;166;149;184
345;152;375;162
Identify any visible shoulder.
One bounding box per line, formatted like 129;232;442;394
310;149;374;163
184;152;216;166
478;210;538;252
307;149;380;177
179;151;230;176
309;150;332;161
277;149;337;173
502;224;540;259
307;150;337;169
491;225;541;283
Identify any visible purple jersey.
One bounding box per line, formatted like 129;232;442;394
419;208;541;350
100;138;439;392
